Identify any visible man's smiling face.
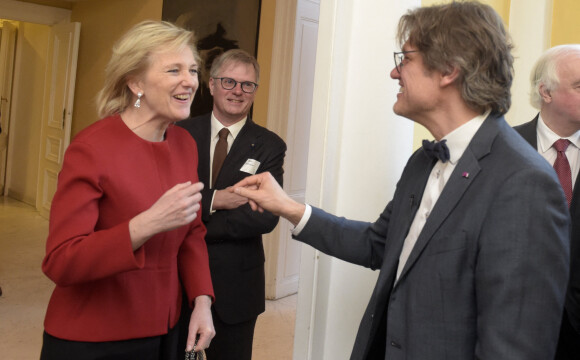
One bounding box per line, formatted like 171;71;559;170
210;61;257;126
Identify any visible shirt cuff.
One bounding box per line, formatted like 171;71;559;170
291;204;312;236
210;190;217;214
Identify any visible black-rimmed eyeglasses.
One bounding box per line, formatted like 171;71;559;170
213;77;258;94
393;50;418;74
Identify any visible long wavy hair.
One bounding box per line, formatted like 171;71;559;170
397;1;514;115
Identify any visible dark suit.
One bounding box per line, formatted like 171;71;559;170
177;113;286;359
296;114;570;360
515;115;580;360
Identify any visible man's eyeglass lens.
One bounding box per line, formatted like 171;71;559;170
393;51;418;73
216;77;257;93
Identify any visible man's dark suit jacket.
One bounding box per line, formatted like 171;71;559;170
515;115;580;359
295;114;570;360
177;114;286;323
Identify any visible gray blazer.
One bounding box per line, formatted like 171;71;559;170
296;114;570;360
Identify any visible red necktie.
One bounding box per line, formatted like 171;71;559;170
553;139;573;207
212;128;229;188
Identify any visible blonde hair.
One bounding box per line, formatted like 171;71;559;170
96;20;199;118
210;49;260;83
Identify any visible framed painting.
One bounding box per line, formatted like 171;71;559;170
162;0;262;117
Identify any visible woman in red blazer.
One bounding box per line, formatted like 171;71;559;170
40;21;214;360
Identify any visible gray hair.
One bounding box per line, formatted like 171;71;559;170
530;44;580;109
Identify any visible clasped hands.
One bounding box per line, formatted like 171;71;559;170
230;172;306;226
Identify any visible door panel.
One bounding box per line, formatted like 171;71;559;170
37;22;80;218
0;22;17;195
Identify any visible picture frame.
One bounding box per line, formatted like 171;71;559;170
162;0;262;117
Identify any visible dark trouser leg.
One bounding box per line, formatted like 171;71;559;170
205;307;257;360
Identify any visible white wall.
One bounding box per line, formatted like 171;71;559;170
505;0;553;126
293;0;420;359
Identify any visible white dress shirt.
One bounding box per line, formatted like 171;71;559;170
395;112;487;279
294;112;490;280
536;114;580;189
209;113;247;212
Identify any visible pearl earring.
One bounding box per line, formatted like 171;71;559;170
134;92;142;108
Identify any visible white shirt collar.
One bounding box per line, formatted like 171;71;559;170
537;113;580;154
211;113;247;141
441;110;490;164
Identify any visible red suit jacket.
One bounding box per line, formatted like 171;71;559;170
42;115;213;342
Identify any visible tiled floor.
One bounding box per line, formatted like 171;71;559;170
0;196;296;359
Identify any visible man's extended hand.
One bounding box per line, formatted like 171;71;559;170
232;172;305;226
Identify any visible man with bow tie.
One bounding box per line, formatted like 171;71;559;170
176;49;286;360
514;44;580;360
232;3;569;360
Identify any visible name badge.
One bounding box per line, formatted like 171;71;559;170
240;159;261;175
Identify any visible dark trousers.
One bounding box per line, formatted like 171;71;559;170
178;299;257;360
40;325;179;360
205;307;257;360
554;310;580;360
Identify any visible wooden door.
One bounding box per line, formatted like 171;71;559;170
37;22;80;218
0;22;17;195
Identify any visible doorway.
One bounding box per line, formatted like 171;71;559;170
0;2;77;213
1;19;51;206
0;21;17;197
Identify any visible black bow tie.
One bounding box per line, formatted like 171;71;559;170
422;139;450;163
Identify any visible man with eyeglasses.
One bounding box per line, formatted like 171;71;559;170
231;2;570;360
177;49;286;360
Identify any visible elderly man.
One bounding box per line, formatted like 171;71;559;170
232;2;570;359
515;44;580;360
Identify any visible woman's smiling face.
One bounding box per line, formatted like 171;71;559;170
135;46;199;122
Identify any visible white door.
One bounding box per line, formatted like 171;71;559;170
37;22;80;218
0;21;17;196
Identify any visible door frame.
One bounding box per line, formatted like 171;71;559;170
0;2;72;207
0;21;17;196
